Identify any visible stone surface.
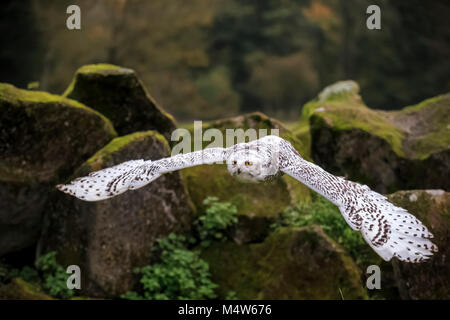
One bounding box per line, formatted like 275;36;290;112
298;80;449;193
387;189;450;299
38;131;195;297
63;64;177;142
0;83;116;256
201;226;367;299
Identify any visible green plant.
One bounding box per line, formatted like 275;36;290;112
0;262;11;284
0;262;39;284
35;251;74;299
17;266;39;282
225;290;238;300
272;194;374;264
195;197;238;247
122;234;217;300
1;253;74;299
122;197;239;300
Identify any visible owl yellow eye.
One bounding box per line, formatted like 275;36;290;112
232;161;237;165
245;161;252;166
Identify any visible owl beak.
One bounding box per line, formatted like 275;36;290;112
237;169;241;174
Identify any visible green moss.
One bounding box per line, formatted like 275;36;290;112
62;64;176;141
161;110;177;128
299;84;449;160
395;93;450;159
1;83;62;104
0;278;53;300
0;83;116;137
77;64;122;74
0;83;117;185
410;131;450;160
182;165;294;218
86;131;168;170
62;64;125;97
401;95;444;113
201;226;367;299
305;99;406;157
281;174;311;205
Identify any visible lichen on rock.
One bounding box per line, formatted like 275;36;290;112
63;64;177;142
38;131;195;297
318;80;361;102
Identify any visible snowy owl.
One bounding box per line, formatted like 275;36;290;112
57;135;438;263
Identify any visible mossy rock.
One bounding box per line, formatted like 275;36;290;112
0;83;116;256
297;80;450;193
64;64;176;142
201;226;368;299
0;278;53;300
387;190;450;299
38;131;195;298
180;112;311;243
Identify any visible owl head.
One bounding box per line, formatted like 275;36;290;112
227;150;263;183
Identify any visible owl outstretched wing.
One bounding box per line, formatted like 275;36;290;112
57;148;230;201
279;140;438;263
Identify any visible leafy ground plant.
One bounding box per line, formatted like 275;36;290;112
122;197;239;300
1;251;74;299
35;251;74;299
195;197;238;247
121;234;217;300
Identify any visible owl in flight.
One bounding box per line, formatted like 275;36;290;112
57;135;437;263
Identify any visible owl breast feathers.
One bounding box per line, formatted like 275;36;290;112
57;135;438;263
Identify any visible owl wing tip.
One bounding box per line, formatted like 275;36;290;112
56;183;69;192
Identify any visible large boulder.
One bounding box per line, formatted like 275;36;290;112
38;131;195;297
0;83;116;256
387;189;450;299
63;64;176;142
201;226;367;299
298;81;449;193
181;112;311;243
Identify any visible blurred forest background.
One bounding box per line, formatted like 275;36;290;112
1;0;449;300
1;0;449;120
